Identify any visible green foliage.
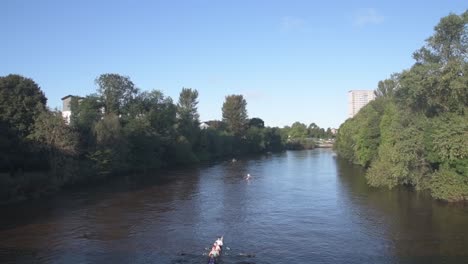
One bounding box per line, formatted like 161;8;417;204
430;166;468;202
245;127;265;153
249;117;265;129
95;73;138;115
70;95;102;131
412;11;467;66
0;72;290;203
263;127;284;152
307;122;327;138
366;108;431;189
91;114;129;174
336;11;468;201
123;117;163;170
166;136;199;166
426;112;468;175
334;119;359;163
70;95;102;153
29;110;78;156
375;73;399;98
204;120;227;130
289;122;308;139
222;94;248;136
396;59;467;116
400;11;468;116
353;100;383;167
0;74;47;137
176;88;200;146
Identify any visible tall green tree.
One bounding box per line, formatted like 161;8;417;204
176;88;200;145
139;90;177;138
400;11;468;116
0;74;47;137
290;122;308;139
413;11;467;65
222;94;248;136
95;74;138;115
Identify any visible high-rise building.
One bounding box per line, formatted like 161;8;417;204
348;90;376;118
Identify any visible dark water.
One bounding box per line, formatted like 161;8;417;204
1;149;468;264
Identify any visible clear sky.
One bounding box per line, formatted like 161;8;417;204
2;1;466;129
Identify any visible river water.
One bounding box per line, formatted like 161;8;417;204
1;149;467;264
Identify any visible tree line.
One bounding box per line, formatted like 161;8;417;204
0;73;334;202
334;11;468;202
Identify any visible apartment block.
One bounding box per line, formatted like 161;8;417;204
348;90;376;118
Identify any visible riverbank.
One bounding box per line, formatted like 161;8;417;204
0;149;285;205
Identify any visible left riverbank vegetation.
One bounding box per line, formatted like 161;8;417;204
334;11;468;202
0;74;334;203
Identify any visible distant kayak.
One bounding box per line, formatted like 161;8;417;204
207;236;223;264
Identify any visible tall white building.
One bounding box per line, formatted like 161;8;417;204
348;90;376;118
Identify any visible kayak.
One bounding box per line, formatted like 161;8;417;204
207;236;223;264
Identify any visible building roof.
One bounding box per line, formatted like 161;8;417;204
348;90;374;93
61;95;84;100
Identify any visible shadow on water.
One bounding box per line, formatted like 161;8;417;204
334;156;468;263
0;166;206;263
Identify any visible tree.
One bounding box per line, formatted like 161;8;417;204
142;90;177;138
263;127;284;152
176;88;200;145
28;110;78;175
248;117;265;129
70;95;103;152
413;11;467;64
90;113;129;174
427;11;467;63
307;122;325;138
29;110;78;155
205;120;227;130
95;74;138;115
222;95;248;136
129;90;177;138
397;11;467;116
177;88;199;122
374;73;400;98
70;95;103;130
0;74;47;137
289;122;308;139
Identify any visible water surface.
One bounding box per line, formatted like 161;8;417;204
1;149;467;263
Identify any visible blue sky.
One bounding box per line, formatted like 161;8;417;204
2;1;466;128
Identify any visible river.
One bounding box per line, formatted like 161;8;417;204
1;149;467;263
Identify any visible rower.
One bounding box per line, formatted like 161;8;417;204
215;237;223;247
213;242;221;252
209;247;219;258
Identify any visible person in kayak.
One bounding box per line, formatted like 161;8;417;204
215;237;223;248
213;242;221;252
209;246;219;258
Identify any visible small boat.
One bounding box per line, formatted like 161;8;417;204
207;236;223;264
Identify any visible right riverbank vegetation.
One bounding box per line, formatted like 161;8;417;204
334;11;467;202
0;76;334;203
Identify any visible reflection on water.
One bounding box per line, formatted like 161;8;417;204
0;149;467;263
